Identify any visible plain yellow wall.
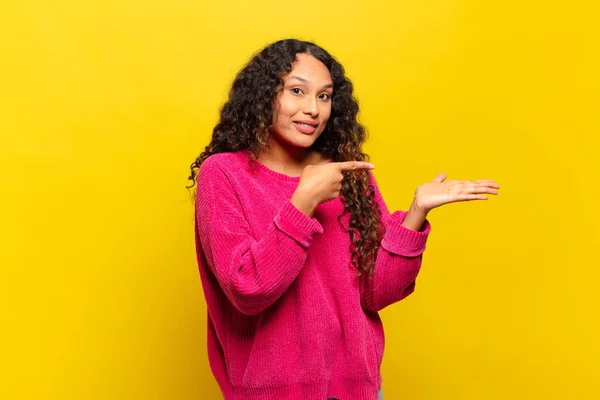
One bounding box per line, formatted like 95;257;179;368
1;0;598;399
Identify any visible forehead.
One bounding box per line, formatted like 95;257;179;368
285;53;332;84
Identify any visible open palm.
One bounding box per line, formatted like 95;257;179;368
415;173;500;212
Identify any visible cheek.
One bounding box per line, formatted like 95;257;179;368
276;94;298;118
272;104;297;131
321;105;332;122
272;102;288;126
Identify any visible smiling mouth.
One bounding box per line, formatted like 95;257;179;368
293;121;318;134
294;122;318;128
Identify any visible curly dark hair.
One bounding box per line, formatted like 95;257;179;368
187;38;385;280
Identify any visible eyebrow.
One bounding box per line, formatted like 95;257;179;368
287;75;334;90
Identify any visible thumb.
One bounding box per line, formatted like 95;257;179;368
432;173;447;183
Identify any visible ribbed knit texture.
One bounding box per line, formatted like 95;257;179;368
194;150;431;400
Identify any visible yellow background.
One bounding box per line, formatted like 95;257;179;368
1;0;598;398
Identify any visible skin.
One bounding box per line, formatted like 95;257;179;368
260;53;501;231
257;53;333;175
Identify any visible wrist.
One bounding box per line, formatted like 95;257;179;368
291;189;319;217
401;200;429;232
410;199;431;216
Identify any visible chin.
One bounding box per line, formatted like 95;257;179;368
283;134;318;148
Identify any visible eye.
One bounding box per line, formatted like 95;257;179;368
319;93;331;101
291;88;304;95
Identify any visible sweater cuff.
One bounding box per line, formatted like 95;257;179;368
273;200;324;248
380;210;431;257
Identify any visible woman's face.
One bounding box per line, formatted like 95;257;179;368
271;53;333;150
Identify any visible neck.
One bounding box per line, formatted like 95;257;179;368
257;139;323;175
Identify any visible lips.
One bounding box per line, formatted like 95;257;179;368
294;120;318;127
293;121;318;134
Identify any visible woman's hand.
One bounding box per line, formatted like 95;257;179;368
291;161;375;217
413;173;500;213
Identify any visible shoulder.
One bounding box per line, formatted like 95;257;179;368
197;151;252;194
199;151;247;176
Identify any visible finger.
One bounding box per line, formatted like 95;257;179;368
334;161;376;171
464;185;499;195
432;173;447;183
473;180;500;187
456;193;488;201
462;181;500;190
475;183;500;190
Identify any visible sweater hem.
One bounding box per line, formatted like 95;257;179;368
221;376;382;400
381;210;431;257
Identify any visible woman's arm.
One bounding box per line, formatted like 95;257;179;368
196;157;323;316
359;170;431;313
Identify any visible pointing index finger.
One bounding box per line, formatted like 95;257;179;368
334;161;376;171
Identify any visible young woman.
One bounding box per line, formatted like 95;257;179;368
187;38;499;400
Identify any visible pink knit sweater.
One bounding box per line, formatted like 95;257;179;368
194;150;431;400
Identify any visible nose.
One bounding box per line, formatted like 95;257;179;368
302;96;319;117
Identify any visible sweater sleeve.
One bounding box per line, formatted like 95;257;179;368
359;170;431;313
195;158;324;316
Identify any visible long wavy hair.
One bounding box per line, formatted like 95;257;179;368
187;39;385;280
